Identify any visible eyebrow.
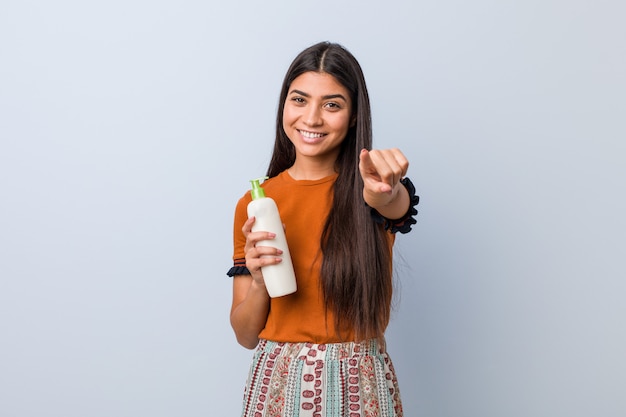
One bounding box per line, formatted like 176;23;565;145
289;89;348;102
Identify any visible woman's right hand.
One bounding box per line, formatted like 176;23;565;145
230;216;279;349
242;216;283;286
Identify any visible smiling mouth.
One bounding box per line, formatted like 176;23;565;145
298;130;326;144
299;130;326;141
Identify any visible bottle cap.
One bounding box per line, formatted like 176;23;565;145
249;177;269;200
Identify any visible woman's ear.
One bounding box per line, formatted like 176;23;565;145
350;115;357;127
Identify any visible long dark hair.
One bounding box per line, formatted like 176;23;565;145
267;42;392;341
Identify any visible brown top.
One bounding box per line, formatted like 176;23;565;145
230;170;397;343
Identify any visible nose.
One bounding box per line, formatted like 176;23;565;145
303;105;323;127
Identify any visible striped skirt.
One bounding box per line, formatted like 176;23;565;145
240;339;403;417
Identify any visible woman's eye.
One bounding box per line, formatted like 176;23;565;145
291;97;305;104
325;102;341;110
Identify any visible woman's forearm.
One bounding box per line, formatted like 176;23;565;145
230;277;271;349
368;181;410;220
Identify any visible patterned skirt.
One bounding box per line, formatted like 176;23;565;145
240;339;403;417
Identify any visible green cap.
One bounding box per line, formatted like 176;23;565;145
249;177;269;200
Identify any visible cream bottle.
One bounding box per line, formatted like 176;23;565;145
246;177;297;298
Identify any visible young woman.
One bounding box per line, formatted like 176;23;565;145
227;41;419;417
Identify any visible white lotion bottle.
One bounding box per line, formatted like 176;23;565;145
246;177;297;298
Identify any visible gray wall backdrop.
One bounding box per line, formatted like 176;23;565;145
1;1;625;416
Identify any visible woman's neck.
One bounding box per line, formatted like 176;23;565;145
287;158;337;181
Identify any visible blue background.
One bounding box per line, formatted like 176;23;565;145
1;1;625;415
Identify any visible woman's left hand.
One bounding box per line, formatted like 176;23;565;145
359;148;409;209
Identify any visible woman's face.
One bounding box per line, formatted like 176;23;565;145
282;71;353;165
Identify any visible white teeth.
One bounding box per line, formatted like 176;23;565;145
300;130;324;138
